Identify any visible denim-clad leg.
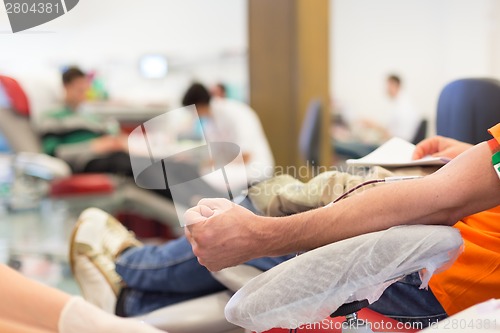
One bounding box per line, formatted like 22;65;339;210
368;272;447;328
116;236;218;293
115;235;294;316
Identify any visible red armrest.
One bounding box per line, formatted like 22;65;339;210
260;309;418;333
0;75;30;116
50;174;115;197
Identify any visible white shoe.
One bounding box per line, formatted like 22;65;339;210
69;208;142;313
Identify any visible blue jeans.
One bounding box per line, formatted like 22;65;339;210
368;272;447;328
115;236;295;316
116;240;447;327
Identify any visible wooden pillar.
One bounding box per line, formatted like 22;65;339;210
248;0;331;174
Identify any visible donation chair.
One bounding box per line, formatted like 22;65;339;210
411;119;428;145
299;99;322;167
224;225;463;333
437;78;500;144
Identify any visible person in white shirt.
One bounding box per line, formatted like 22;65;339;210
385;74;421;142
182;83;275;184
360;75;422;143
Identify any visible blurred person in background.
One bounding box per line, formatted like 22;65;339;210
385;74;421;141
37;67;130;174
137;82;275;207
183;82;274;184
362;74;422;143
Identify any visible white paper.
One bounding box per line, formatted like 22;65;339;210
346;137;450;167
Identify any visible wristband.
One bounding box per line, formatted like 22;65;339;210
488;125;500;180
488;139;500;180
493;151;500;180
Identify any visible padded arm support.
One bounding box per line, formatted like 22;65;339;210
225;225;463;332
14;152;71;180
0;108;41;153
137;291;238;333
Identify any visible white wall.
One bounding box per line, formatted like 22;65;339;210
3;0;499;134
330;0;500;134
0;0;248;116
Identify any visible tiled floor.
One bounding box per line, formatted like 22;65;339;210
0;199;80;295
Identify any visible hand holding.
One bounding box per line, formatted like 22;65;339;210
185;198;265;271
413;136;472;160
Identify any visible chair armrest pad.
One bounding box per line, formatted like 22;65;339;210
136;291;238;333
212;265;263;292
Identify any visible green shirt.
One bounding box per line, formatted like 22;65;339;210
39;107;116;156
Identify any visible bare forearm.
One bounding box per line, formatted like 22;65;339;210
185;141;500;271
260;176;453;256
0;265;69;332
259;142;500;256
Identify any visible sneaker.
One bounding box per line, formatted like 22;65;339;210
69;208;142;313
